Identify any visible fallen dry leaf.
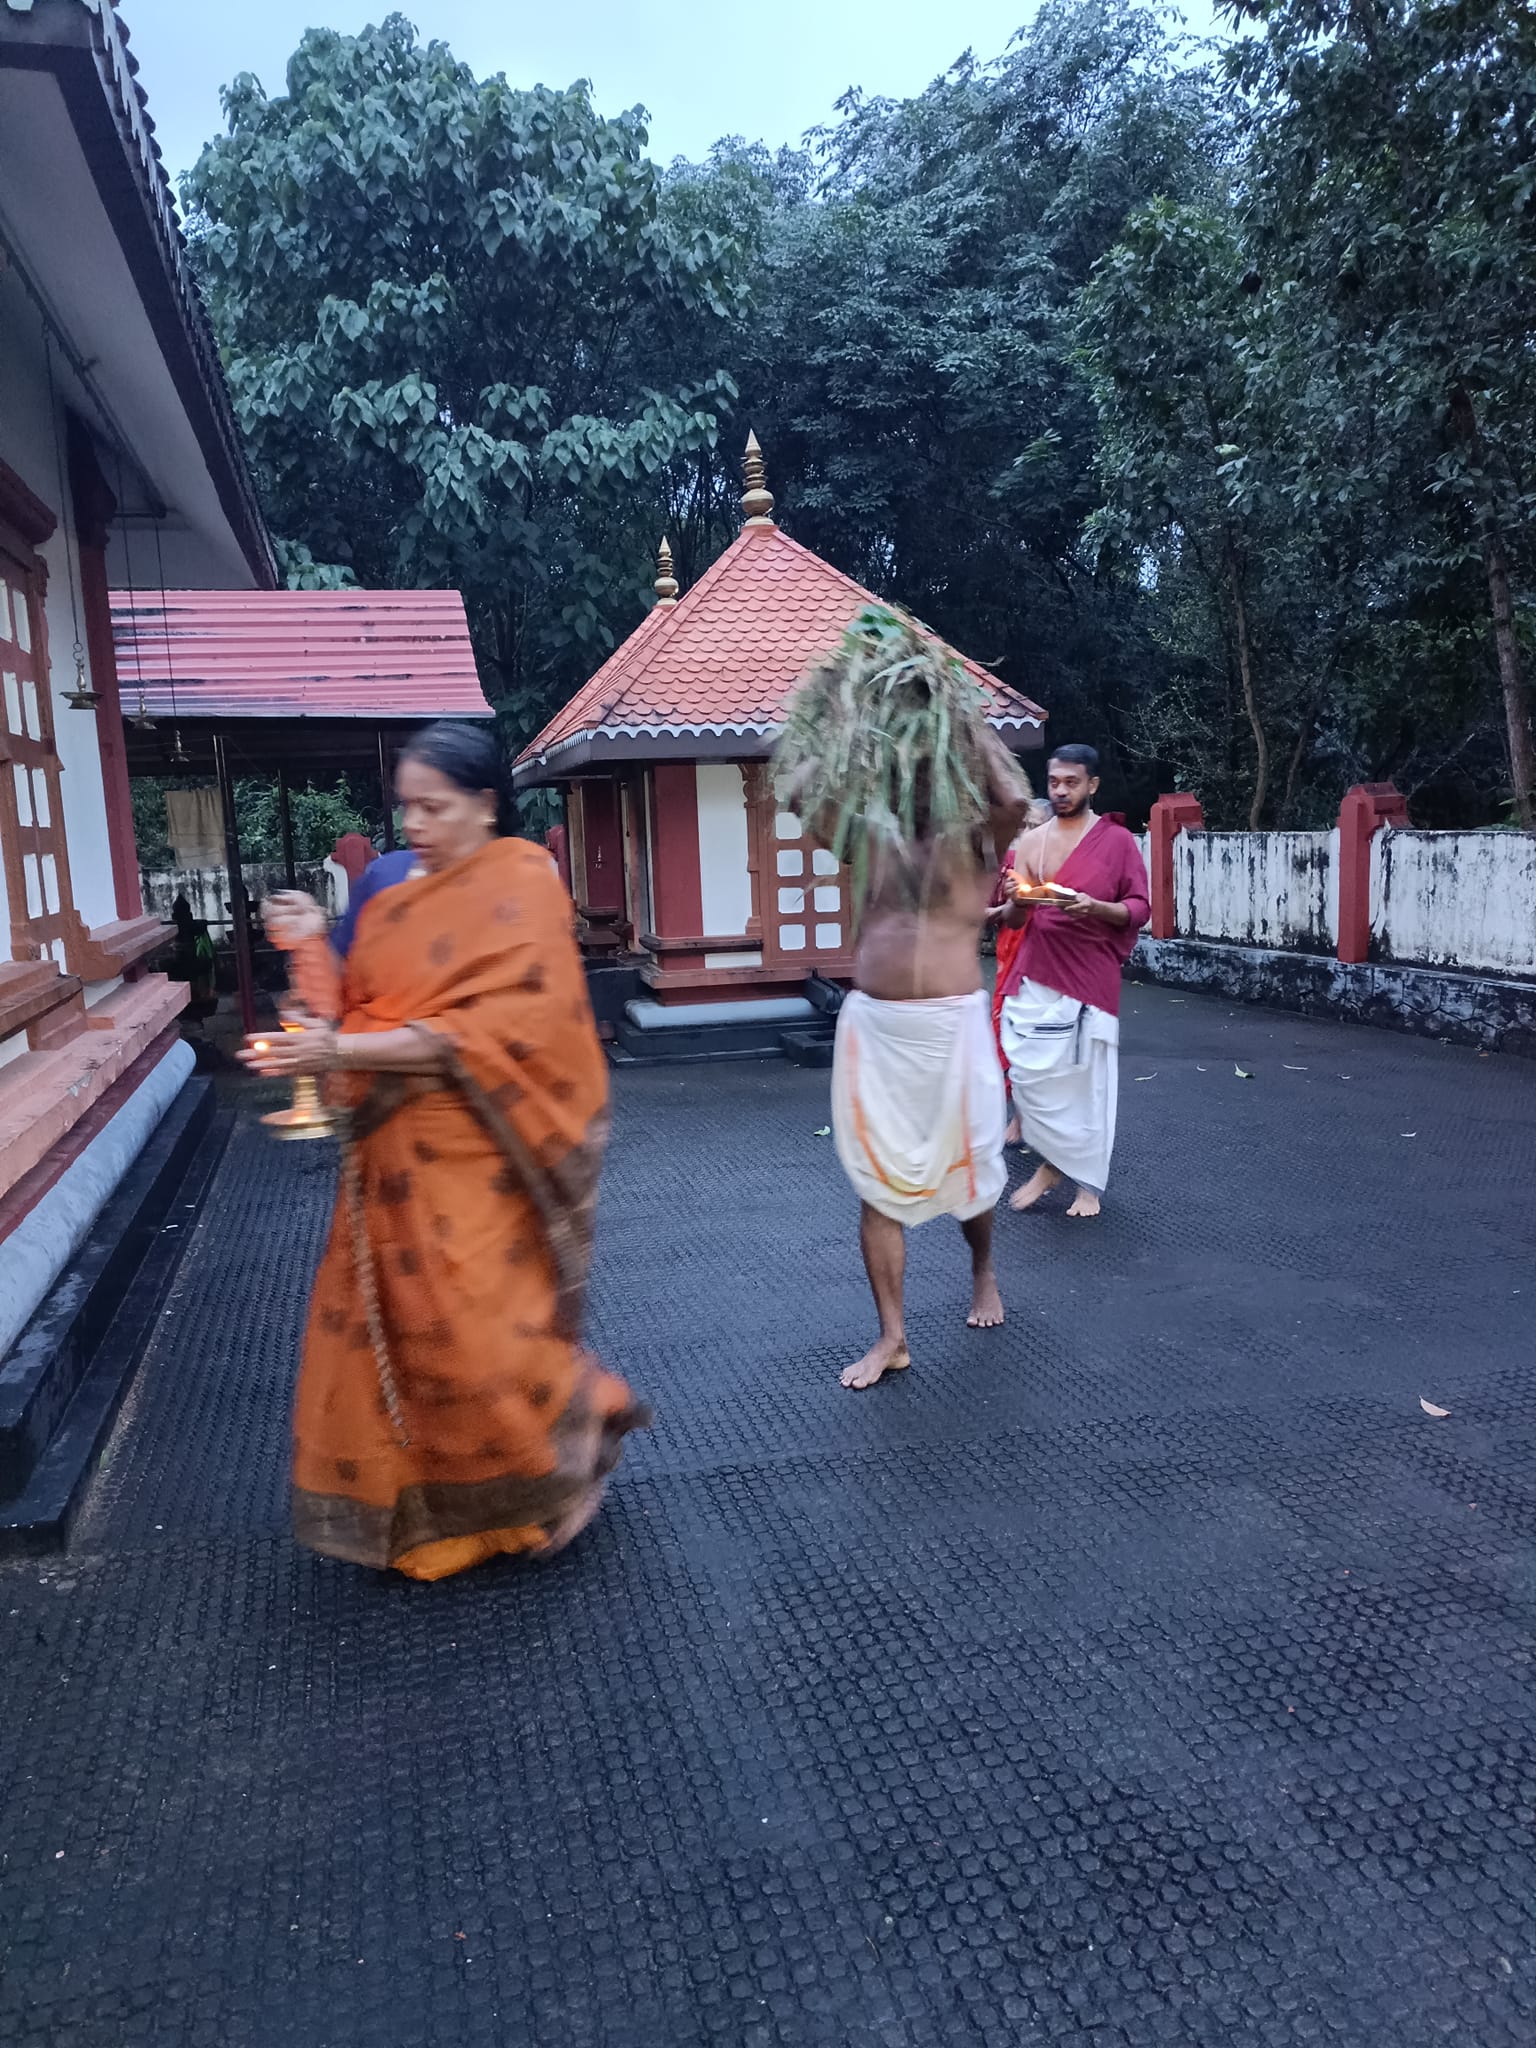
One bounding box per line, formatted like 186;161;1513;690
1195;1064;1208;1072
1283;1063;1307;1071
1134;1072;1158;1082
813;1126;831;1137
1419;1398;1451;1419
1401;1132;1417;1138
1234;1064;1253;1079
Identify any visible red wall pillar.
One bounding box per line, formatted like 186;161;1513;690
1336;782;1408;965
576;780;624;916
1148;793;1204;939
648;764;703;941
546;821;571;893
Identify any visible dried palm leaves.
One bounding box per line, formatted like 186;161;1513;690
773;604;1011;917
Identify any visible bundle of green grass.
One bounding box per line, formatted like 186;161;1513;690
773;603;1012;911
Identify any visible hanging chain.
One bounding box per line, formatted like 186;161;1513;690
150;514;181;727
113;446;156;729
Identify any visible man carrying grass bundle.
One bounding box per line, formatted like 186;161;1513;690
777;606;1032;1390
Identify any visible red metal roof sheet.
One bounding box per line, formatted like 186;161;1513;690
516;522;1046;776
108;589;492;721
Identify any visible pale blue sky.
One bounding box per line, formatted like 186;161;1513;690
120;0;1225;189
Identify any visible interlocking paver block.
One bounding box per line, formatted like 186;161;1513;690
1;986;1532;2046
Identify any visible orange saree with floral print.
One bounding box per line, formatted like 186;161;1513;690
288;836;645;1581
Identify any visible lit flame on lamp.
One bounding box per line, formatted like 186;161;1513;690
259;1015;337;1142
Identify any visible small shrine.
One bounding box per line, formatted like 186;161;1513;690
515;438;1048;1008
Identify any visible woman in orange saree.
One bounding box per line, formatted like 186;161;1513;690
241;724;645;1581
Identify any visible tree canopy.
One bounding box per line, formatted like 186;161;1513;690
183;0;1536;829
184;14;740;741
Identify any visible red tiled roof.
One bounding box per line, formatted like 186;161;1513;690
109;589;492;722
515;522;1046;781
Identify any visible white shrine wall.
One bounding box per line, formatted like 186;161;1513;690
695;763;761;969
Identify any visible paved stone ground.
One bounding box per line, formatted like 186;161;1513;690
2;984;1534;2048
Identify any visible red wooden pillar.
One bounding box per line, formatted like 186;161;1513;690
575;781;624;918
546;821;571;893
1148;793;1204;939
648;764;703;940
1336;782;1407;965
212;731;256;1035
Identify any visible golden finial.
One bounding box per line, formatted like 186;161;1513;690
654;535;679;605
741;430;775;526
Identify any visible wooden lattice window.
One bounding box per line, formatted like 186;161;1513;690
0;526;78;971
768;808;848;961
742;764;853;973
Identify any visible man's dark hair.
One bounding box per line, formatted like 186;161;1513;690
1049;743;1100;777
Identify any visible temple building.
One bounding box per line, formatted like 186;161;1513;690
1;0;279;1395
515;437;1047;1034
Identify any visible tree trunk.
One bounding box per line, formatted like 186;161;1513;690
1278;707;1315;829
1278;653;1337;827
1225;543;1269;829
1483;530;1535;829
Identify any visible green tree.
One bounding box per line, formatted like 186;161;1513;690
1229;0;1536;826
1079;200;1288;826
130;777;372;869
232;777;371;862
183;14;743;745
663;1;1230;813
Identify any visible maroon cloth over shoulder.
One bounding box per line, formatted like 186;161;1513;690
998;817;1150;1017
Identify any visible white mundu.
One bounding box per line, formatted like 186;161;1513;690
832;990;1007;1225
1001;976;1119;1194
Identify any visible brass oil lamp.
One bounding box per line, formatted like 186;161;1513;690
255;1010;338;1142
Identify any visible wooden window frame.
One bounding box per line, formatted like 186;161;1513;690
0;469;87;975
745;762;855;976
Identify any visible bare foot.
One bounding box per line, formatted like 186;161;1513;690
1010;1162;1062;1211
1066;1188;1102;1218
840;1336;911;1390
967;1270;1004;1328
1004;1114;1022;1147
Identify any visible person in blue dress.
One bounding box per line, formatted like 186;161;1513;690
328;847;416;959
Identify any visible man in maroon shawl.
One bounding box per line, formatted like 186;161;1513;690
997;745;1150;1217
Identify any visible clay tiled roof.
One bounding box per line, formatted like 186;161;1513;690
109;588;491;722
0;1;275;584
514;522;1046;786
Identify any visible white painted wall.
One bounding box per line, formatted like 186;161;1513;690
696;764;762;971
44;524;115;931
1373;829;1536;976
139;860;341;932
1161;823;1535;978
1176;830;1338;951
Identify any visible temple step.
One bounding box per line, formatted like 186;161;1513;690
778;1027;836;1069
0;1081;226;1557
